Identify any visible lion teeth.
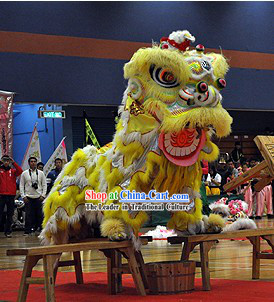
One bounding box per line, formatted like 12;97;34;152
185;147;191;155
170;148;176;155
190;145;196;152
193;138;199;147
175;148;181;156
164;135;201;157
166;145;173;153
165;133;171;139
164;139;171;147
180;148;186;156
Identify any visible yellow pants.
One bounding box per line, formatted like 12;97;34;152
206;186;220;196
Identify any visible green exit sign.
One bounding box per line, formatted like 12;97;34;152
38;110;66;119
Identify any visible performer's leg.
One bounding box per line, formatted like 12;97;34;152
246;188;253;217
265;185;273;215
256;189;266;217
245;187;254;217
4;195;15;235
0;195;7;232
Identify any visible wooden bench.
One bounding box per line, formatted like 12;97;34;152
7;238;149;302
167;228;274;291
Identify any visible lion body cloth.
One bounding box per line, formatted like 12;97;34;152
40;30;233;246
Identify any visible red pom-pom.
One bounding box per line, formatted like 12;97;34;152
217;78;226;89
162;44;169;49
196;44;205;52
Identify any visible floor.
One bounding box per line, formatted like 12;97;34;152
0;218;273;281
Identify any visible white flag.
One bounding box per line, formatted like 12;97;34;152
44;137;67;177
21;123;41;171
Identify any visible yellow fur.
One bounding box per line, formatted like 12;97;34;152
208;213;226;229
100;218;126;238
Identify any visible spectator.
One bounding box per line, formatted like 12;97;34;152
226;171;239;195
19;157;47;236
239;163;253;217
205;165;222;195
201;160;209;182
249;158;259;168
47;158;63;193
37;162;45;172
255;185;273;219
230;141;244;166
227;160;239;178
0;155;23;237
216;158;229;193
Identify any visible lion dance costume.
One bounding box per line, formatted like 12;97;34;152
40;30;233;246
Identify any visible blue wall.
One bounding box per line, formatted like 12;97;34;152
0;2;273;53
0;2;273;109
0;53;273;110
13;104;63;165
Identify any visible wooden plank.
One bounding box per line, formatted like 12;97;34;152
107;250;117;295
247;236;261;279
57;260;75;267
53;254;62;284
17;255;41;302
139;235;153;242
254;177;274;192
168;228;274;244
25;277;44;284
73;251;84;284
7;239;148;256
43;255;56;302
180;242;198;261
124;247;146;296
224;160;268;192
200;241;215;291
254;136;274;176
258;253;274;259
135;251;149;289
262;235;274;252
115;251;123;293
112;266;131;274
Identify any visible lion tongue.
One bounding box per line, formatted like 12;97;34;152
158;128;206;167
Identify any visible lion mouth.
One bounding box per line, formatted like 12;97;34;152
158;128;206;166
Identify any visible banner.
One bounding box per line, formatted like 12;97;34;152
0;90;14;158
85;118;100;149
21;123;41;171
43;137;68;177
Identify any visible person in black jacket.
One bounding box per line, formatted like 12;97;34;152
231;141;244;166
47;158;63;193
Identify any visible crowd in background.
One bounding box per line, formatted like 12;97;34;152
203;142;273;220
0;155;63;237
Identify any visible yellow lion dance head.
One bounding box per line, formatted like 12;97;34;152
122;30;232;168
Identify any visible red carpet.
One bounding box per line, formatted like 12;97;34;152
0;270;273;302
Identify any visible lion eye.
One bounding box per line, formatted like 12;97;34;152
149;64;179;88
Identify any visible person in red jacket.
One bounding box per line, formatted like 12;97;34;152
0;155;23;237
201;160;209;180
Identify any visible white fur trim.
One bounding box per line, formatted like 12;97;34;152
222;218;257;233
40;204;101;245
210;203;230;216
59;167;89;194
168;30;195;43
